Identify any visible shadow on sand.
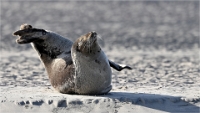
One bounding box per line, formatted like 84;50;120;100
99;92;200;113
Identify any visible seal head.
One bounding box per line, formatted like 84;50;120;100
14;24;47;44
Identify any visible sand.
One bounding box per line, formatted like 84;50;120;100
1;1;199;113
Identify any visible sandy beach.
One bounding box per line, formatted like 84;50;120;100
1;1;199;113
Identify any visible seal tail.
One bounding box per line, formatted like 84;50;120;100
109;60;132;71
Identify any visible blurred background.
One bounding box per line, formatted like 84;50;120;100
0;1;199;92
1;1;199;51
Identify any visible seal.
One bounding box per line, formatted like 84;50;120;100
14;24;75;94
13;24;132;95
71;31;112;94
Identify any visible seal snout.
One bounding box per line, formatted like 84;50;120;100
91;31;97;38
89;31;97;43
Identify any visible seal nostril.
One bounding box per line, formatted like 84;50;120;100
91;31;97;38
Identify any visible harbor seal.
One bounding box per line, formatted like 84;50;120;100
14;24;75;94
13;24;132;95
71;31;112;94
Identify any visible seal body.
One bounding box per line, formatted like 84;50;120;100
13;24;132;95
71;32;112;95
31;32;76;94
14;24;75;94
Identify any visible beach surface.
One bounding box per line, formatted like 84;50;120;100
1;1;199;113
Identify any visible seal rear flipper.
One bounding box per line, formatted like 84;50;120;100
109;60;132;71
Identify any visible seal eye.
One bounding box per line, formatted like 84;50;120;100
76;46;80;52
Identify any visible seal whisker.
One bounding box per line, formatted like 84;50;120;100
97;34;103;41
97;34;105;47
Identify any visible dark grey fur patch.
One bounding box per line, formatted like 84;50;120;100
33;41;62;59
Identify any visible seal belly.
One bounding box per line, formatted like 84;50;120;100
73;51;112;95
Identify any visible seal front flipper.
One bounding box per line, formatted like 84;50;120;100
109;60;132;71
